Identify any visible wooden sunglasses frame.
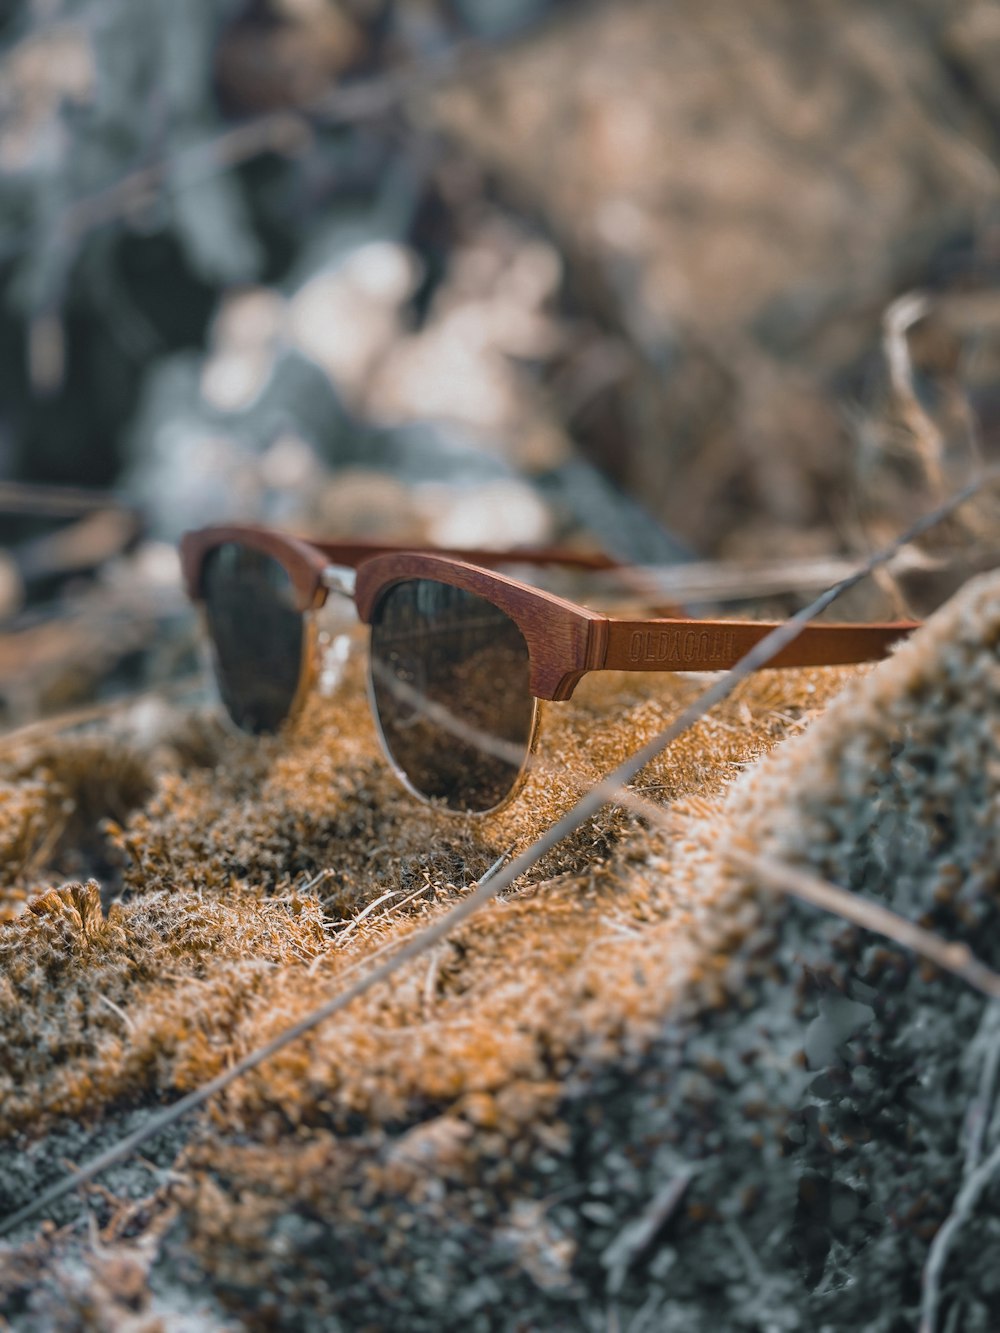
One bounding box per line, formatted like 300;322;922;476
180;523;917;704
181;524;918;811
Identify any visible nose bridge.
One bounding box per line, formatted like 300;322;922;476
321;564;358;598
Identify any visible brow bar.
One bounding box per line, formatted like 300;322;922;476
602;618;916;672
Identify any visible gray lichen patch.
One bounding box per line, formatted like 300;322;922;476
728;572;1000;914
705;569;1000;1326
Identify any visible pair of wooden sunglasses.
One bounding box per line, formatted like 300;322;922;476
179;525;914;814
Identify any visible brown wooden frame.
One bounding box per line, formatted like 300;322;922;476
181;524;918;703
179;524;620;615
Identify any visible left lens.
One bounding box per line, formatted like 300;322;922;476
202;542;305;734
369;579;535;812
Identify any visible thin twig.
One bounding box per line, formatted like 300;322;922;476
597;555;865;602
423;946;444;1017
1;468;997;1240
601;1167;697;1294
0;676;206;759
726;1220;766;1284
883;292;944;490
727;848;1000;1001
942;1302;963;1333
724;848;1000;1330
365;881;433;928
334;889;406;946
920;1137;1000;1333
297;868;333;896
94;993;134;1035
962;1002;1000;1177
0;482;127;518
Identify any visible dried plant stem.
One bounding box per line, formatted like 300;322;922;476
962;1003;1000;1177
0;482;125;517
603;555;864;602
726;850;1000;1333
920;1138;1000;1333
920;1005;1000;1332
726;848;1000;1000
1;468;998;1241
0;676;205;759
883;292;944;491
333;888;406;945
601;1167;697;1294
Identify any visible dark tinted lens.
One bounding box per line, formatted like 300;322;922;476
370;579;534;812
202;543;305;734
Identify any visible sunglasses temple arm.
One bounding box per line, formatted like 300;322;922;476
598;617;919;673
312;539;621;572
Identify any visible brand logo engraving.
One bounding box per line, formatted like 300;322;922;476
626;628;736;667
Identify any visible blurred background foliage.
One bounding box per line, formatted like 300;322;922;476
2;0;1000;717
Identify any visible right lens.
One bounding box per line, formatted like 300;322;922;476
201;542;306;734
369;578;535;812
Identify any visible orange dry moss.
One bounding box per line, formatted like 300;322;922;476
0;648;855;1145
0;735;157;921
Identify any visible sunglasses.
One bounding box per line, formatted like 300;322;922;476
179;525;916;814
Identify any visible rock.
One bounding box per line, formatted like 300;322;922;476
429;0;1000;550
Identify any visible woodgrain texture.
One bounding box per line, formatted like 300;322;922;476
602;617;917;673
179;525;330;613
184;526;922;701
354;551;605;701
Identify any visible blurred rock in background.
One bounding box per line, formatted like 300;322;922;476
429;0;1000;554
